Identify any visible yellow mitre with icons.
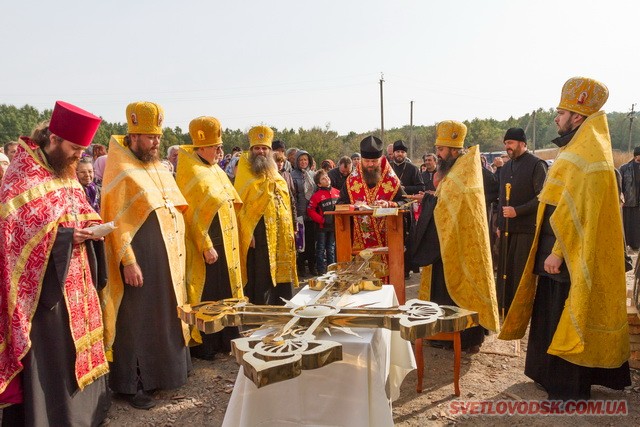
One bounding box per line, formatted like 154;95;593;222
189;116;223;147
126;101;164;135
435;120;467;148
558;76;608;117
248;125;274;148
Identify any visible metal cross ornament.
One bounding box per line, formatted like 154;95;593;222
178;252;478;388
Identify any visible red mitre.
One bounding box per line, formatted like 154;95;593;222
49;100;102;147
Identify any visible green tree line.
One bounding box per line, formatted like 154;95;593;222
1;104;638;162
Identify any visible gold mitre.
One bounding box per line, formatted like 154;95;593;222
248;125;273;148
558;77;608;117
435;120;467;148
126;101;164;135
189;116;223;147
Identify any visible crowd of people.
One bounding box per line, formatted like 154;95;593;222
0;76;633;425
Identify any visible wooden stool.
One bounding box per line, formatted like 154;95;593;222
414;332;462;396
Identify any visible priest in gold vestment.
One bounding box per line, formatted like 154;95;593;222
234;125;298;305
176;116;244;359
101;102;190;409
499;77;631;400
410;121;499;352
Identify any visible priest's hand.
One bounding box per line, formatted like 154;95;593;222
373;199;395;208
543;254;563;275
204;248;219;264
123;262;144;287
73;228;96;244
502;206;517;218
405;193;424;203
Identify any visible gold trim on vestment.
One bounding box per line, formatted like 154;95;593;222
500;111;630;368
433;145;500;332
100;135;190;359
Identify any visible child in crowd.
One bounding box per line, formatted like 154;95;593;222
307;169;340;274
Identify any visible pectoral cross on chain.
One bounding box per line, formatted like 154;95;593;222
163;196;178;229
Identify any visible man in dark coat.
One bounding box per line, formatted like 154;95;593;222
421;153;437;193
495;128;547;314
390;140;424;276
390;140;424;195
620;147;640;250
327;155;353;192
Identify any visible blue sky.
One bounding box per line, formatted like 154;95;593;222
2;0;638;134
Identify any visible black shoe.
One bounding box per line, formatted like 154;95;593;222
129;390;155;410
466;344;481;354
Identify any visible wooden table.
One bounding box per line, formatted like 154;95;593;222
326;209;406;304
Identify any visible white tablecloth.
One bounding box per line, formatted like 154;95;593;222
222;285;416;427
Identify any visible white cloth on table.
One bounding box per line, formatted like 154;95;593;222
222;285;416;427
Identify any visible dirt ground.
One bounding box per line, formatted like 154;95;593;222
3;273;638;426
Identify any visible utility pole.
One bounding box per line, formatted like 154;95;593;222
524;110;537;153
628;103;637;153
409;101;414;160
532;110;536;153
379;73;385;142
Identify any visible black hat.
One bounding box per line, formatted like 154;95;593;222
503;128;527;144
393;140;408;152
360;136;384;159
272;139;285;151
634;146;640;156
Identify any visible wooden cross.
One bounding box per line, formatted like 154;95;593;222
178;256;478;388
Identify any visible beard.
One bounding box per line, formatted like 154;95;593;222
362;165;382;187
131;144;160;164
249;151;277;176
437;155;458;176
48;146;79;179
393;154;405;164
557;122;573;137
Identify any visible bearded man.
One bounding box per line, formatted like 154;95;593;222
410;121;499;352
337;135;405;251
234;126;298;305
176;116;244;359
0;101;110;425
101;102;190;409
421;153;437;193
390;140;424;195
495;128;547;313
500;77;631;400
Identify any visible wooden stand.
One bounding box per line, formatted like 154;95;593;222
326;210;405;304
414;333;461;396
